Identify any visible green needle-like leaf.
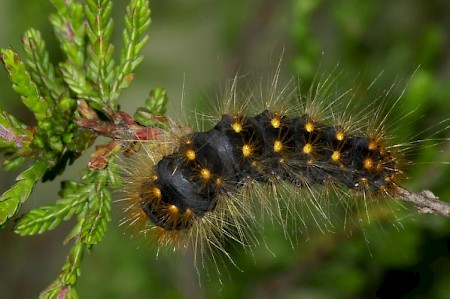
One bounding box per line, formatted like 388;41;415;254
111;0;151;104
39;281;79;299
60;240;84;286
134;87;168;127
22;28;67;101
50;0;85;67
81;189;111;246
0;160;47;225
40;240;83;299
14;191;89;236
60;62;98;101
1;48;51;121
50;0;97;102
85;0;115;102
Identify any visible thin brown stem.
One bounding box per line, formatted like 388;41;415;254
394;186;450;217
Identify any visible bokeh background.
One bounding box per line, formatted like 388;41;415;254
1;0;450;298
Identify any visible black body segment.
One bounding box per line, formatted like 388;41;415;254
140;110;399;230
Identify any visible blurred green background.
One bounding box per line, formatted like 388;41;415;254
1;0;449;298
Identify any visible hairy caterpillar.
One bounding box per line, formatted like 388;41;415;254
118;72;448;265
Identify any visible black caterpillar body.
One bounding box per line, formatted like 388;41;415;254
138;110;400;232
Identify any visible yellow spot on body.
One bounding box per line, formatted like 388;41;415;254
384;176;391;182
368;141;378;150
215;178;223;186
305;122;314;132
232;122;243;133
200;168;211;180
307;159;314;165
184;208;192;217
271;118;281;128
242;144;252;157
380;185;387;191
360;177;368;184
331;150;341;161
336;132;345;141
152;187;162;199
364;158;374;170
303;143;313;155
273;140;283;152
185;149;196;160
168;205;179;213
150;175;158;181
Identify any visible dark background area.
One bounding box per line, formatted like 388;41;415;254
0;0;449;298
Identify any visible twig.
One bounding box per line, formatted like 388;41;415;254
394;186;450;217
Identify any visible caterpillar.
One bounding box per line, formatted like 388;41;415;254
118;72;448;264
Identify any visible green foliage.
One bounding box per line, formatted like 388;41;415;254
40;243;82;299
0;0;153;297
0;103;31;156
22;29;68;100
14;167;116;297
112;0;151;103
84;0;115;107
49;0;85;67
0;160;47;225
134;87;168;127
1;48;51;121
